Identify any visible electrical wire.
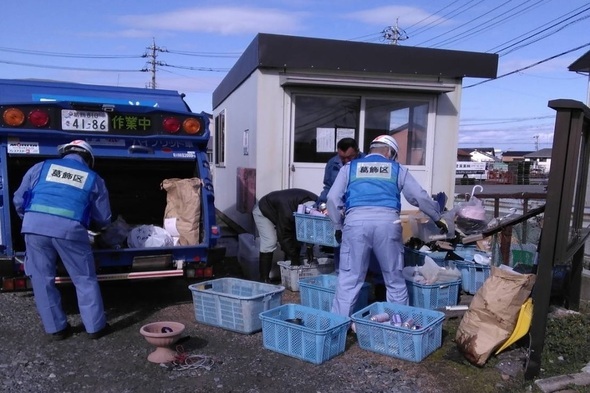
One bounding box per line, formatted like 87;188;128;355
464;40;590;88
0;59;140;72
406;0;484;39
164;49;241;58
404;0;462;30
427;0;549;48
159;63;230;72
0;46;141;59
494;8;590;56
487;2;590;53
416;0;516;47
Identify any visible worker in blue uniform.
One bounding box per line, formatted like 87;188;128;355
13;140;112;340
327;135;448;316
317;137;364;205
316;138;364;272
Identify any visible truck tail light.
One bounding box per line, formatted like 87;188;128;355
182;118;201;134
28;109;50;127
2;107;26;127
162;117;181;133
2;277;31;291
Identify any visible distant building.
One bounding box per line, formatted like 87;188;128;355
458;147;496;158
457;148;472;162
524;148;552;173
501;151;533;163
455;147;497;183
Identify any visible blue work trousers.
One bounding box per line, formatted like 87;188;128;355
331;210;407;317
24;234;106;334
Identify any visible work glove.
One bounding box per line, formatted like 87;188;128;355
334;230;342;244
435;219;449;234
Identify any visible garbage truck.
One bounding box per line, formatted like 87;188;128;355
0;78;221;291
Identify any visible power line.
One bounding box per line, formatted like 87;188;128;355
406;0;484;38
464;41;590;88
415;0;516;47
493;7;590;56
0;59;140;72
427;0;548;48
487;2;590;53
0;46;141;59
159;63;230;72
164;49;241;58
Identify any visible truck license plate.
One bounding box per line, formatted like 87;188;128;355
61;110;109;132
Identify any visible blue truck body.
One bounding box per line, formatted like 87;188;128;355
0;79;221;289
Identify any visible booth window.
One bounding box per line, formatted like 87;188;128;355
214;109;226;167
293;95;360;163
363;99;429;166
293;94;429;165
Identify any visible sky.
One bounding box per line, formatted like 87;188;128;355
2;0;590;152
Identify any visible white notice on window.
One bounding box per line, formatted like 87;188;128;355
316;127;335;153
336;128;355;142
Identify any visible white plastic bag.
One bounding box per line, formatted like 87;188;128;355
127;225;174;248
402;256;461;284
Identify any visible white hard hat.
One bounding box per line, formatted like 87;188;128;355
58;140;95;168
370;135;399;156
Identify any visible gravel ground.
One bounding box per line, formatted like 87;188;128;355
0;267;523;393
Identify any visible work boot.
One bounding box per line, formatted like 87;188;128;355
259;252;273;283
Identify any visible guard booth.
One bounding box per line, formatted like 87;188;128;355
211;33;498;233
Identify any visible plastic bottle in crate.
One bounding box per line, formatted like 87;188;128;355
390;314;402;327
402;318;415;329
370;313;390;322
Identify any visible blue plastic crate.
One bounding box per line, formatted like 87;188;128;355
454;260;491;294
299;274;371;313
351;302;445;362
406;279;461;309
259;303;350;365
189;278;285;334
403;247;448;267
294;213;339;247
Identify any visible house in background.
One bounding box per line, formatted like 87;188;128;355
211;33;498;232
457;148;472;162
458;147;496;160
455;147;498;183
501;150;533;163
525;148;552;173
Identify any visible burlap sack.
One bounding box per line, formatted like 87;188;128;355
161;178;202;246
455;266;536;366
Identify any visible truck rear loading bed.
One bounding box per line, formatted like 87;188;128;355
0;79;220;290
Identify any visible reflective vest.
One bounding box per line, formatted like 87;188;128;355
345;155;401;211
25;159;96;226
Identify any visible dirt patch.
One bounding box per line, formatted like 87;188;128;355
1;269;576;393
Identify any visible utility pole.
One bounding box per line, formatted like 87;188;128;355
533;135;539;151
382;19;409;45
143;38;167;89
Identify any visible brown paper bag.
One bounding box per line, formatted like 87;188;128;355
161;178;202;246
455;266;536;366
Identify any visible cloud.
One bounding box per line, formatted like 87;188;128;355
117;6;306;36
341;6;449;27
82;29;172;39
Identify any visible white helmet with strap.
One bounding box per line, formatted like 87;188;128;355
370;135;399;159
58;140;95;168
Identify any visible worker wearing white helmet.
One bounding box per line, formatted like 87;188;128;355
13;140;112;340
326;134;447;316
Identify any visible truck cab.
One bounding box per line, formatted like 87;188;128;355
0;79;221;290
